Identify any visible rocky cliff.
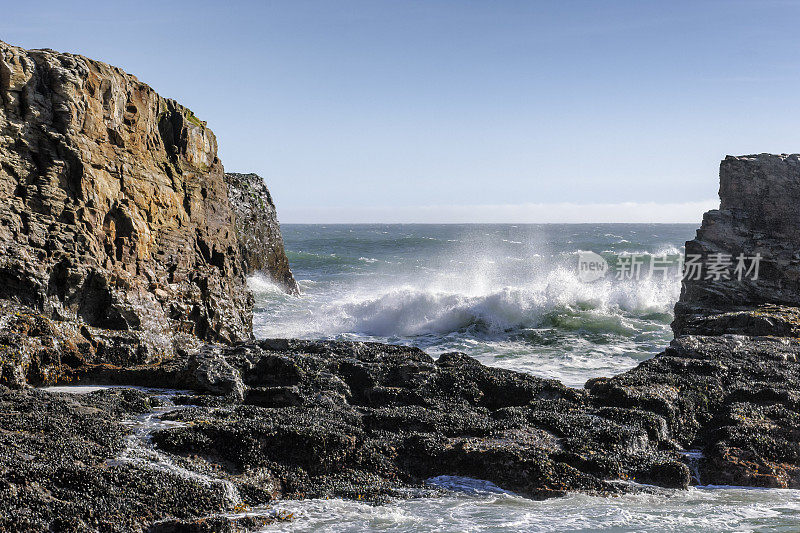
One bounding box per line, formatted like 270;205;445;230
0;41;297;373
663;153;800;488
674;154;800;335
225;172;299;294
0;39;251;353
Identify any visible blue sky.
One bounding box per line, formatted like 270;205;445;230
3;1;800;222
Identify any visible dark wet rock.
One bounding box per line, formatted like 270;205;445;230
4;326;800;528
145;340;691;501
674;154;800;336
0;298;200;388
592;334;800;487
0;387;230;531
189;344;246;400
125;307;800;499
225;173;299;295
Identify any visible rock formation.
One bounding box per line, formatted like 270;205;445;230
225;172;299;295
2;38;800;531
0;41;298;380
0;39;251;354
666;153;800;488
674;153;800;335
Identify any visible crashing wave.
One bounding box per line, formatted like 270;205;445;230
251;267;679;339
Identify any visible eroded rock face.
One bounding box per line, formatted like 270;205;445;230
674;154;800;335
225;173;299;295
0;40;252;357
666;153;800;487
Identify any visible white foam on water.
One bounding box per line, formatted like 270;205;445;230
41;385;243;505
98;394;244;508
41;385;193;396
263;484;800;533
426;475;512;495
42;385;117;394
252;260;678;387
253;267;679;340
247;272;287;295
252;226;689;391
612;245;683;257
681;449;705;485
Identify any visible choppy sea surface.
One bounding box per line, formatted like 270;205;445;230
250;224;800;532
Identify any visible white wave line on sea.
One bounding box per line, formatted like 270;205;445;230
254;267;679;339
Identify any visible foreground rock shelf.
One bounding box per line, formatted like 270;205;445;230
3;327;800;530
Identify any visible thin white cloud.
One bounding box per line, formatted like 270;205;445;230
280;200;718;224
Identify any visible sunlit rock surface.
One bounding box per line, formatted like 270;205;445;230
0;40;252;358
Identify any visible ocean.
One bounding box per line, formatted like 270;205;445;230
249;223;800;532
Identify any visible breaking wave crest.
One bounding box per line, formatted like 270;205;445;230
252;267;679;339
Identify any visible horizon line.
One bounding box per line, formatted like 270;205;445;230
278;199;718;225
279;221;702;225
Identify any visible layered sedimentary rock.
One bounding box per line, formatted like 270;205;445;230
666;153;800;487
225;172;299;294
0;40;256;363
0;41;302;387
